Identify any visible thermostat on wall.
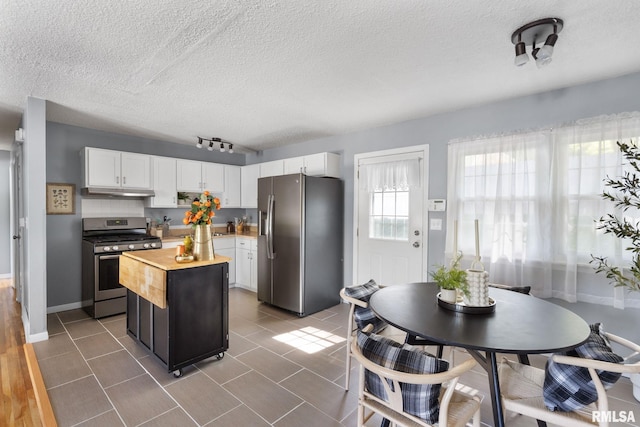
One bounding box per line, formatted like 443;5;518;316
428;199;446;211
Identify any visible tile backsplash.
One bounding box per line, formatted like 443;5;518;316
81;198;145;218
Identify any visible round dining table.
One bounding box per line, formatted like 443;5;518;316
369;282;590;427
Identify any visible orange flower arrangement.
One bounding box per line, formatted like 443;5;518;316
182;191;221;227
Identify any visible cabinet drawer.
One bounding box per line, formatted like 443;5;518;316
214;237;235;250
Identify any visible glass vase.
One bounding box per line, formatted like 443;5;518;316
193;224;215;261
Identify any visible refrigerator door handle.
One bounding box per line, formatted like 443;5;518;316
267;194;275;259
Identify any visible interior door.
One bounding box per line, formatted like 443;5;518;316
355;150;427;286
11;143;24;303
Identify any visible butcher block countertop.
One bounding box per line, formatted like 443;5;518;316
121;248;231;271
119;248;231;308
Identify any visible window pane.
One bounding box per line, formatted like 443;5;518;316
372;192;383;215
368;189;410;241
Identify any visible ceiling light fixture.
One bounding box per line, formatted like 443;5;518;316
511;18;563;68
195;137;255;154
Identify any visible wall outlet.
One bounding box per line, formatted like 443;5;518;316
430;218;442;230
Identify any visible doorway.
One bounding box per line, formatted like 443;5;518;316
353;145;429;286
11;143;24;304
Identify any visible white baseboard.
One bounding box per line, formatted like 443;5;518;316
0;273;11;279
21;311;49;343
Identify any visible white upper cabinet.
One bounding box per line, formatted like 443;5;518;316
259;160;284;177
202;162;225;193
283;152;341;178
176;160;224;193
146;156;177;208
83;147;151;189
222;165;241;208
241;164;260;208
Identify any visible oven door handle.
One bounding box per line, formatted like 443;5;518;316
97;254;121;260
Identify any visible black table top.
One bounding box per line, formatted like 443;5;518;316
369;282;590;354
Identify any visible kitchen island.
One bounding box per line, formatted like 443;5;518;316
119;248;230;376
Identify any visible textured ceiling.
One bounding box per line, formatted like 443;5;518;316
2;0;640;152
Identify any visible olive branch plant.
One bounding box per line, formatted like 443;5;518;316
590;140;640;292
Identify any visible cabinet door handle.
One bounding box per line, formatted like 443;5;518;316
123;176;126;185
116;176;120;184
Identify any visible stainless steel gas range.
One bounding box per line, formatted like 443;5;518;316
82;217;162;318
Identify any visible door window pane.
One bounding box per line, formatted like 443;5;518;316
369;189;409;240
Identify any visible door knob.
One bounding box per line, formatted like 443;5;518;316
413;241;420;248
12;235;20;239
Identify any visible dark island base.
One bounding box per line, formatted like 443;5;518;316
126;263;229;376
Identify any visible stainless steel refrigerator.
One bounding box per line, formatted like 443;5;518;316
257;173;343;316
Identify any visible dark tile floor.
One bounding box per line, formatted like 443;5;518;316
34;288;640;426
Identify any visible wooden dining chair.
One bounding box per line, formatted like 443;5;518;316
340;280;390;391
352;325;482;427
499;329;640;427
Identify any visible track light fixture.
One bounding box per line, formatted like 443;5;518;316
195;137;253;154
511;18;563;68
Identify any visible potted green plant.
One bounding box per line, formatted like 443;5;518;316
590;140;640;401
177;192;190;205
430;254;469;303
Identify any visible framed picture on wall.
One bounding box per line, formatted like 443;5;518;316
46;183;76;215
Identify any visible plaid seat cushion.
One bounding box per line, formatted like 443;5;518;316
343;280;387;333
543;323;623;412
356;330;449;424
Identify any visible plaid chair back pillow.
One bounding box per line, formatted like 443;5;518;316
343;279;387;333
543;323;623;411
356;330;449;424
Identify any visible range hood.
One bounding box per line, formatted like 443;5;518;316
81;187;155;198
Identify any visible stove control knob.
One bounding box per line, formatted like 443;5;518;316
103;246;111;252
143;243;150;248
112;246;119;251
128;244;135;250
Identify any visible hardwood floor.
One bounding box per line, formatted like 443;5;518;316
0;278;42;426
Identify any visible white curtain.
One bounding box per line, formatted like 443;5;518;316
360;159;420;192
552;113;640;302
447;112;640;301
447;130;554;297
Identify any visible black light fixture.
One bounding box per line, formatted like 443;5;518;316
195;136;252;154
511;18;563;68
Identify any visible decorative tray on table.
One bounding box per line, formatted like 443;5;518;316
436;293;496;314
175;255;194;264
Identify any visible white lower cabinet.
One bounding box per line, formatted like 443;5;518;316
163;236;252;291
235;237;257;292
214;237;236;285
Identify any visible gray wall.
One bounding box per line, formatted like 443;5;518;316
45;71;640;310
0;150;10;275
46;123;244;308
247;71;640;290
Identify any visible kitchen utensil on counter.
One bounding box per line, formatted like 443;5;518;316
227;221;235;233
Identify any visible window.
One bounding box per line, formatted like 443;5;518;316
369;189;409;240
447;112;640;300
